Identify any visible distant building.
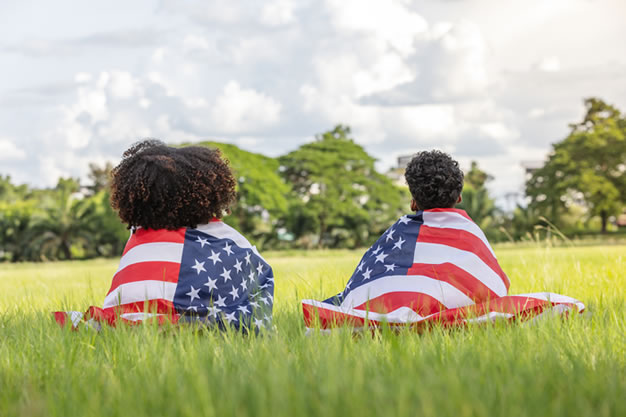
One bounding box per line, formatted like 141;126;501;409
397;155;413;169
521;161;544;180
385;155;413;187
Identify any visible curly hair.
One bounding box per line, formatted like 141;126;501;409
404;150;464;210
110;139;237;230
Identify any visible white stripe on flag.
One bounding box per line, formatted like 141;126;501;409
422;211;495;257
103;280;178;308
119;312;166;321
515;292;585;312
464;312;514;324
116;242;184;274
413;242;508;296
69;311;84;327
340;275;475;310
303;299;431;324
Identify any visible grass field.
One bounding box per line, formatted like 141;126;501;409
0;245;624;417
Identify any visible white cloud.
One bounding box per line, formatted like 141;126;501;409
478;122;520;142
182;35;212;52
74;72;92;83
108;70;140;99
382;105;457;144
1;0;625;203
209;81;282;133
260;0;296;26
151;47;166;63
431;21;489;99
325;0;428;56
0;138;26;161
528;108;546;118
352;52;414;98
537;56;561;72
139;98;151;109
362;20;490;105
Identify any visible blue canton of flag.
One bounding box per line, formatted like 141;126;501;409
174;225;274;331
326;214;421;306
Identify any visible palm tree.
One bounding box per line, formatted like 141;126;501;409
28;187;97;261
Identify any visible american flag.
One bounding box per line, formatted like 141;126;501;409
54;220;274;331
302;209;584;330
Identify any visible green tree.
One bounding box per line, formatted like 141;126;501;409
0;175;30;202
0;200;37;261
28;178;97;260
84;190;128;257
465;161;492;189
526;98;626;232
458;161;497;233
279;125;407;248
86;162;114;195
0;176;39;261
509;204;544;241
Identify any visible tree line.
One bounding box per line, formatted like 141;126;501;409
1;98;624;262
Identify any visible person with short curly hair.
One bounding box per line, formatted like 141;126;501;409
303;150;525;329
404;150;464;212
54;140;275;331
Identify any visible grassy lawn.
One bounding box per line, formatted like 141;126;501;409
0;245;624;417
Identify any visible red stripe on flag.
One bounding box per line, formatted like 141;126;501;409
424;208;472;220
107;261;181;295
122;228;186;256
423;296;557;326
483;295;554;315
105;299;177;315
417;225;510;290
354;292;446;316
53;312;68;327
88;301;180;326
302;302;366;328
407;263;499;302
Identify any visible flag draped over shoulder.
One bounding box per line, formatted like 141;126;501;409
54;220;274;331
302;209;584;330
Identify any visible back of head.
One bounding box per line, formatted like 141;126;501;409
110;139;236;230
404;150;464;210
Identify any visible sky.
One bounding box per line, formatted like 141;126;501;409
1;0;625;207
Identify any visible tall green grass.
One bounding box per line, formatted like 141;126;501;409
0;246;624;417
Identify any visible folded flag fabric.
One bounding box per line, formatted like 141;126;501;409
302;209;584;330
54;220;274;331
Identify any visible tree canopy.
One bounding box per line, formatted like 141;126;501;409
526;98;626;232
279;125;408;248
457;161;498;240
191;141;291;248
2;108;624;262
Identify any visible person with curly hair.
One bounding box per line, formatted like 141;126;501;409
404;150;464;212
110;139;238;230
302;150;584;330
55;140;274;331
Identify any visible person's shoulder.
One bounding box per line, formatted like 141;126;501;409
193;220;253;249
194;221;271;265
421;208;490;240
128;227;186;244
422;208;473;221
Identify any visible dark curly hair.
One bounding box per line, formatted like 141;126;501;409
404;150;464;210
110;139;237;230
